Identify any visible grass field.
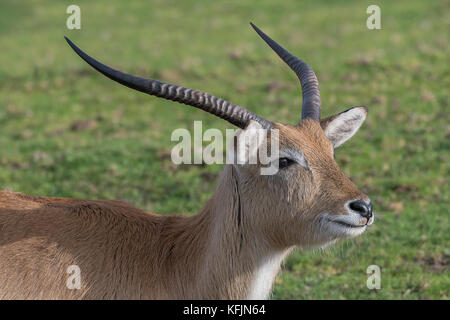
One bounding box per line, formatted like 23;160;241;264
0;0;448;299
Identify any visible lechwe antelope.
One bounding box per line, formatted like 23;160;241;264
0;24;374;299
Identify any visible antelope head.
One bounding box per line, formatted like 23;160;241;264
65;23;373;251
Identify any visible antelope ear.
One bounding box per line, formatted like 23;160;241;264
320;106;368;148
227;120;266;165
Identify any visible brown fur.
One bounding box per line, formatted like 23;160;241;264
0;119;369;299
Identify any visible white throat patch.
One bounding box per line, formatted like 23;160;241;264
246;250;290;300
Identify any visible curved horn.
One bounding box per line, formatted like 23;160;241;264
64;37;271;129
250;23;321;121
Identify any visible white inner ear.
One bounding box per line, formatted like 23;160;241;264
227;120;265;165
324;107;367;148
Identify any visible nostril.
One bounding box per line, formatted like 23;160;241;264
349;200;372;218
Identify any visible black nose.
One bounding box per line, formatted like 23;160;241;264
349;200;372;218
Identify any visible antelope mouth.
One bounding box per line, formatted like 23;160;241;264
323;213;374;229
319;213;373;239
330;220;367;229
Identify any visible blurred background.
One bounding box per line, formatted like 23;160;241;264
0;0;448;299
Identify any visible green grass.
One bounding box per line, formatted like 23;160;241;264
0;0;448;299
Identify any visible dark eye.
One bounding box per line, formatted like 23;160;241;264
279;157;295;169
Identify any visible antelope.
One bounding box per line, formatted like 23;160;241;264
0;24;374;300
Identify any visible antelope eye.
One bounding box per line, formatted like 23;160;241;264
279;157;295;169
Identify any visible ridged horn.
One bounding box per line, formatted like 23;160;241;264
250;23;321;121
64;37;272;129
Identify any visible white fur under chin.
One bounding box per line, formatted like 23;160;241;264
246;250;291;300
318;213;370;240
